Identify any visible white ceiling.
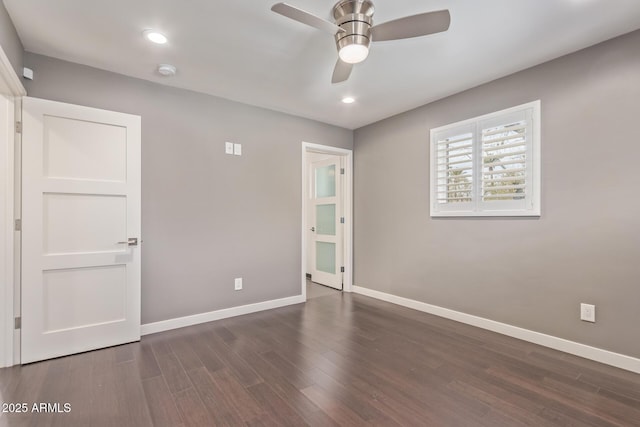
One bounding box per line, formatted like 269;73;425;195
5;0;640;129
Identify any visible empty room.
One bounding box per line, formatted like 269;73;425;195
1;0;640;426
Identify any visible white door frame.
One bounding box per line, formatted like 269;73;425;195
0;45;26;368
301;142;353;300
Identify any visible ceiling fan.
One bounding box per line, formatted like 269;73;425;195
271;0;451;84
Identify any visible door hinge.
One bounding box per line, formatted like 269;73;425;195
340;168;345;175
14;317;21;329
340;267;345;273
15;121;22;134
14;219;21;231
340;217;344;224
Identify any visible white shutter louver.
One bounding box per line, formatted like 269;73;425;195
436;132;473;204
481;121;527;202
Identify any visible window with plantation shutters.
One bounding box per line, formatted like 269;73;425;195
430;101;540;217
434;127;474;208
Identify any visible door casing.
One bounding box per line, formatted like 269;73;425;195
0;93;15;368
0;44;26;368
301;142;353;300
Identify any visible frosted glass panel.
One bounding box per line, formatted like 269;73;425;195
316;242;336;274
316;165;336;198
316;204;336;236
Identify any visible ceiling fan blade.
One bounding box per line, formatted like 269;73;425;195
332;59;353;84
371;10;450;42
271;3;345;35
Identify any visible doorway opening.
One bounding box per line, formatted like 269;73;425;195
301;142;352;301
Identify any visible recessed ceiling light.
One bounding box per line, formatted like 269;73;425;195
143;30;168;44
342;96;355;104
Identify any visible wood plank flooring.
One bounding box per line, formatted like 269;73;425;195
2;287;640;426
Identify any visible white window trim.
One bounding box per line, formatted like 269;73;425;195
430;100;541;217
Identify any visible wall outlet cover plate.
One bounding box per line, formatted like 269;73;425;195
580;303;596;322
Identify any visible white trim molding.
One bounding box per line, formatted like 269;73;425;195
141;294;305;336
353;286;640;374
0;43;24;367
0;46;26;97
301;142;353;299
0;94;14;368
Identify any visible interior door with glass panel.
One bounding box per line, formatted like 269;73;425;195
21;97;141;364
310;157;342;289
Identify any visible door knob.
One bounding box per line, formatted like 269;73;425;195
310;227;315;232
116;237;138;246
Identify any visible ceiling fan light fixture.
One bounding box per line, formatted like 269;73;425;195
271;0;451;83
338;44;369;64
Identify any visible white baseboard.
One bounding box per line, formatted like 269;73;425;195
353;286;640;374
141;294;305;336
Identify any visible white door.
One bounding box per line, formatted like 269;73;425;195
21;97;141;364
310;157;343;289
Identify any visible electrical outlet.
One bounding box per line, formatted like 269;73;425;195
234;277;242;291
580;303;595;322
225;142;234;155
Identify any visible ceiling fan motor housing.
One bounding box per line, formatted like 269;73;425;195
333;0;375;56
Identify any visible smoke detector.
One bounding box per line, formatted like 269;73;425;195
157;64;177;77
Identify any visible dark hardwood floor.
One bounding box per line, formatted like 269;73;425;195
2;288;640;426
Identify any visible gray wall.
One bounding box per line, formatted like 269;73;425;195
0;0;22;77
24;52;352;325
354;30;640;358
